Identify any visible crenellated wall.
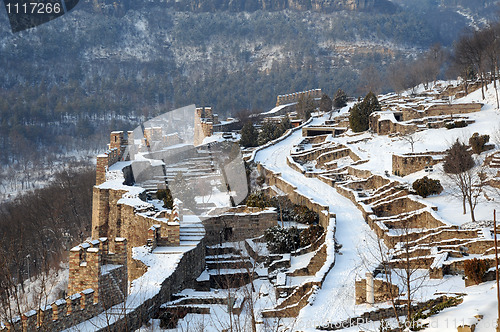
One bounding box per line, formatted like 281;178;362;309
276;89;322;106
96;131;128;185
67;238;128;308
1;290;100;332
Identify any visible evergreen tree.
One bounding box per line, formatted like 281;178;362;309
279;115;292;133
296;95;314;120
443;140;474;174
239;122;259;148
333;89;348;108
258;121;277;145
319;94;332;113
348;91;381;132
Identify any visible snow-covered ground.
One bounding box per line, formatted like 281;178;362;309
254;116;379;330
254;82;500;331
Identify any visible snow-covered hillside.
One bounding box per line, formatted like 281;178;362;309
253;81;500;331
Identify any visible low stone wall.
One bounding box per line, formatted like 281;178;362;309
316;147;358;166
346;166;373;179
289;243;327;277
371;196;428;217
292;144;340;163
262;282;320;318
392;153;444;177
382;210;446;230
258;164;332;228
424;103;482;117
344;175;392;191
318;296;459;331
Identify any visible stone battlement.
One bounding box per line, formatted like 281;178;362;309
276;89;322;106
96;131;128;185
0;289;99;332
1;238;128;332
68;237;128;307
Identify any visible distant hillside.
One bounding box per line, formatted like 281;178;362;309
157;0;397;13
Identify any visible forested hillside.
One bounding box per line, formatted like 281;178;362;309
0;0;498;194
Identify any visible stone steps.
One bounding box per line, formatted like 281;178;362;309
180;235;205;242
206;260;253;270
206;246;242;256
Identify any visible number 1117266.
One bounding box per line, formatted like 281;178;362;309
6;1;62;14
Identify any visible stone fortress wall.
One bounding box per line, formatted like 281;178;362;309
193;106;242;146
1;237;128;332
1;107;290;331
276;88;322;106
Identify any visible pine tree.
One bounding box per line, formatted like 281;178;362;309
319;94;332;113
279;116;292;133
348;91;381;132
443;140;474;174
239;122;259;147
258;121;277;145
333;89;348;108
296;95;314;120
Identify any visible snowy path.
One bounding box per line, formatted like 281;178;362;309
254;120;375;330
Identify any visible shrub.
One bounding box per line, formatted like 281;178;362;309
464;258;489;285
157;188;174;209
246;191;273;208
264;226;301;254
445;120;467;129
299;224;324;247
469;132;490;154
292;205;319;224
412;176;443;198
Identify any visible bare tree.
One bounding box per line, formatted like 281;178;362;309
387;61;421;96
412;44;446;91
391;223;429;325
399;132;421;153
443;140;486;222
358;232;402;331
358;65;383;96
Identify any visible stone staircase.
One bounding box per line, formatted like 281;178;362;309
204;245;260;289
490;152;500;168
159;291;245;329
